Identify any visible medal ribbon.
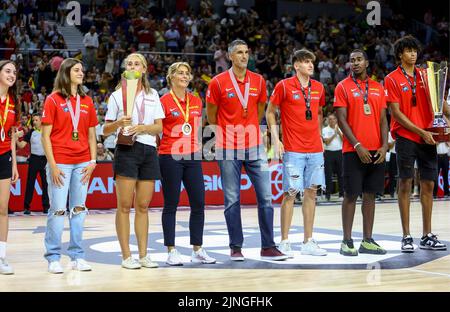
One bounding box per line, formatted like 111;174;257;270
299;79;312;110
170;90;190;123
66;94;81;134
228;68;250;113
351;73;369;106
0;96;10;141
399;65;416;100
135;94;146;124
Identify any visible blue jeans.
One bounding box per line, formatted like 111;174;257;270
217;147;275;249
282;151;325;196
44;162;89;262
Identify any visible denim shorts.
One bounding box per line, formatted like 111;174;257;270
282;151;325;196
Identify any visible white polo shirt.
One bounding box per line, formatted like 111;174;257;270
106;88;165;147
321;126;343;151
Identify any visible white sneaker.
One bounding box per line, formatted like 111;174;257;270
191;248;216;264
121;256;141;269
139;255;159;268
0;258;14;275
301;238;327;256
166;249;183;266
278;239;294;258
48;261;64;274
71;259;92;271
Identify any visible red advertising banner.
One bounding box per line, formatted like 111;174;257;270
9;162;286;212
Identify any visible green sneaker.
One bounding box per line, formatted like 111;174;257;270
359;238;387;255
340;239;358;256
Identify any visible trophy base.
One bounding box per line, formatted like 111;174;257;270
117;129;136;146
425;126;450;143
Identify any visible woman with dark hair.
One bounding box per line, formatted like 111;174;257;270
103;53;164;269
0;60;20;275
41;58;98;274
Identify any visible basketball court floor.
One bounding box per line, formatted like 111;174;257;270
1;199;449;292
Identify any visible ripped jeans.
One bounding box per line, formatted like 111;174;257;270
44;162;89;262
282;152;325;196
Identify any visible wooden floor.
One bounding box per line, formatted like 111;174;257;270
1;199;449;292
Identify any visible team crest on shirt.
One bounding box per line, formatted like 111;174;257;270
171;111;180;117
293;94;300;100
63;107;69;112
353;92;361;97
402;86;409;92
227;92;235;98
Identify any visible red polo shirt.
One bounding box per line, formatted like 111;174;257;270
159;92;202;155
0;95;17;155
270;77;325;153
384;66;433;143
42;92;98;164
206;69;267;150
334;76;386;153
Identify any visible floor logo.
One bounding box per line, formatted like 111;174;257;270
62;224;450;270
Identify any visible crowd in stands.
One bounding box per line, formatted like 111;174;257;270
1;0;448;166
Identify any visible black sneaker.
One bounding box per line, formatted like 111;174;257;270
401;235;414;253
23;209;31;215
420;233;447;250
7;209;14;215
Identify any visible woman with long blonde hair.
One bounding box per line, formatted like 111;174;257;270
103;53;164;269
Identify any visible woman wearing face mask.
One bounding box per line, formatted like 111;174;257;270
41;58;98;274
103;53;164;269
0;60;20;275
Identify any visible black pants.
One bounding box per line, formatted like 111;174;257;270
387;153;398;195
159;154;205;247
434;154;449;196
24;154;49;211
324;150;343;197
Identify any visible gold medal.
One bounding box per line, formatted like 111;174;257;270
363;103;372;115
72;131;79;141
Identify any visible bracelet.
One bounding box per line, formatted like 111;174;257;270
354;142;361;149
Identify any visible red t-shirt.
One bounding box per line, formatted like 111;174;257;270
0;95;17;155
206;69;267;150
384;66;433;143
270;77;325;153
16;125;31;158
159;92;202;155
334;76;387;153
42;92;98;164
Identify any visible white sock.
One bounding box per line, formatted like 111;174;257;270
0;241;6;259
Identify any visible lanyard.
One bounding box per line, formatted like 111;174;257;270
0;95;10;129
66;94;81;133
0;96;10;142
170;90;190;123
228;68;250;112
400;65;416;104
135;94;146;124
351;73;369;105
299;79;312;109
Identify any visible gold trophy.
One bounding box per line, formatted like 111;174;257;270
117;70;142;146
419;61;450;142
